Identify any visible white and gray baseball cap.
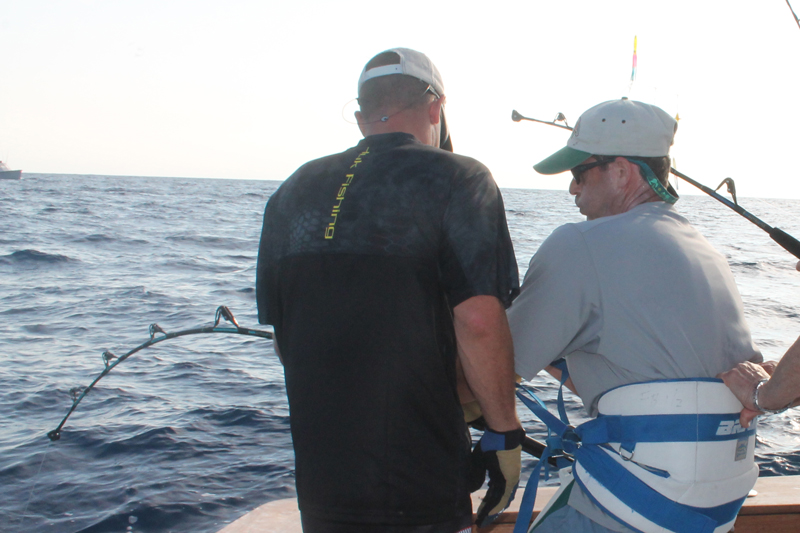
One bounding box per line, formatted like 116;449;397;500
358;47;445;97
357;48;452;151
534;98;677;174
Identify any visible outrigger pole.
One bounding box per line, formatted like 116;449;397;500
511;110;800;261
47;306;273;442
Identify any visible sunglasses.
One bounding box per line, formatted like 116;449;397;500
570;157;618;184
424;84;441;99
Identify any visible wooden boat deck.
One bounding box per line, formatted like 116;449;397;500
217;475;800;532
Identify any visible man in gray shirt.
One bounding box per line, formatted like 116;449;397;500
508;98;762;533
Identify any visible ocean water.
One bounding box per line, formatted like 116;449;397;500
1;174;799;533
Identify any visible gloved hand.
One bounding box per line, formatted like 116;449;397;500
470;426;525;527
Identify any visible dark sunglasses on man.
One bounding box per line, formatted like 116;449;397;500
570;156;617;184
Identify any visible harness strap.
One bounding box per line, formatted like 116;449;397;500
552;358;570;424
511;430;551;533
577;413;757;445
513;379;577;533
573;444;746;533
513;375;753;533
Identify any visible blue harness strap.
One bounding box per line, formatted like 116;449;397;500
513;360;575;533
572;445;747;533
578;413;756;445
514;373;752;533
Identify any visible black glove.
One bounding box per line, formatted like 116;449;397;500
470;426;525;527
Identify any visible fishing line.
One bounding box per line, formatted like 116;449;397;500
47;306;273;442
16;441;52;532
511;109;800;261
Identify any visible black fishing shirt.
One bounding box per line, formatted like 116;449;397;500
256;132;518;525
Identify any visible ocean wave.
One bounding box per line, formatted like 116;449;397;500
187;406;278;428
70;234;116;244
113;286;169;299
95;426;179;458
21;324;57;334
728;261;761;269
0;307;39;315
159;258;248;274
166;234;241;246
756;450;800;476
161;361;204;379
223;254;254;262
0;249;74;264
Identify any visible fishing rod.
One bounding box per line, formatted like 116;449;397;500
47;306;273;442
787;0;800;30
468;416;566;466
48;306;559;467
512;110;800;261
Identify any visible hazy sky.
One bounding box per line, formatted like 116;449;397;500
2;1;800;199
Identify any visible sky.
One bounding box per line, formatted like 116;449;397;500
2;0;800;199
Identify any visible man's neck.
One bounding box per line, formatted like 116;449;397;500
602;178;662;219
358;102;439;147
620;185;663;212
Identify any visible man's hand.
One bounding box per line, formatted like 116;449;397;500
471;427;525;527
717;361;773;428
720;262;800;427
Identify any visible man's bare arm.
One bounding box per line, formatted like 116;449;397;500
454;295;520;432
754;340;800;412
719;342;800;428
719;260;800;426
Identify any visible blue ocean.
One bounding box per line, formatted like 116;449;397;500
2;174;799;533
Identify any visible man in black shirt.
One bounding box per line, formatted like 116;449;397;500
256;47;523;533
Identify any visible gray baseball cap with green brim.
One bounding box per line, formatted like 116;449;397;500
533;98;677;175
534;146;593;175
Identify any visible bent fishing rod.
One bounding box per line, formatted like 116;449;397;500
511;110;800;261
47;306;273;442
48;305;557;464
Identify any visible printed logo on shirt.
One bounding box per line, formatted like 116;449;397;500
325;147;369;240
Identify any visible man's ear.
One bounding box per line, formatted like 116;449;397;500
611;157;633;185
428;95;445;125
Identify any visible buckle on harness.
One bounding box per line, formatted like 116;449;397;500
619;442;636;461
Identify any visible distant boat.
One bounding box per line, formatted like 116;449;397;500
0;160;21;180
